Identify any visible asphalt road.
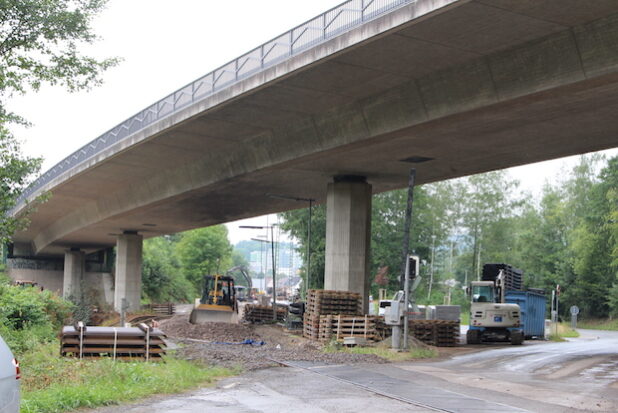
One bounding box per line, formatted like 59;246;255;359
88;329;618;413
398;328;618;412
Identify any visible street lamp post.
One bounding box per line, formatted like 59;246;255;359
267;194;314;299
242;225;277;321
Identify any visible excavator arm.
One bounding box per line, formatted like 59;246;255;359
226;265;252;289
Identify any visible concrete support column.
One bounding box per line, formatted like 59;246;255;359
63;249;85;299
114;232;143;312
324;176;372;313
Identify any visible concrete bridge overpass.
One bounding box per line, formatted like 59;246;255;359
9;0;618;310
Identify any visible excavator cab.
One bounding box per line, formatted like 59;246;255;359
190;274;238;324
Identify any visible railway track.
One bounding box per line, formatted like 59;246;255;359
269;359;454;412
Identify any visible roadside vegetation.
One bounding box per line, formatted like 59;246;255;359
20;342;234;413
0;277;235;413
577;319;618;331
324;340;438;362
0;276;72;354
548;323;580;341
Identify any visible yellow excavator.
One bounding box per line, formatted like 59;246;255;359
189;274;239;324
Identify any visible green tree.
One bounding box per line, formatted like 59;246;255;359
459;171;521;280
280;204;326;291
514;155;617;319
0;126;42;244
0;0;118;116
175;226;233;291
1;0;117;243
142;235;195;303
567;156;618;318
371;186;440;295
513;187;569;292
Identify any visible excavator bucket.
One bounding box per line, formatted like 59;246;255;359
189;305;238;324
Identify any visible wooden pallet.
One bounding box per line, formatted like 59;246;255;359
243;304;286;323
303;323;321;340
307;289;361;298
303;290;365;341
318;315;383;342
147;303;176;315
408;320;460;347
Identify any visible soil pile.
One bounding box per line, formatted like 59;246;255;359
160;314;386;370
160;316;260;342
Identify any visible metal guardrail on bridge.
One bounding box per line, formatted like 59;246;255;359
14;0;416;212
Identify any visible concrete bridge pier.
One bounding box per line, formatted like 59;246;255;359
324;176;372;313
114;231;143;312
63;248;85;299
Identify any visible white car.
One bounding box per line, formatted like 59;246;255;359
0;336;20;413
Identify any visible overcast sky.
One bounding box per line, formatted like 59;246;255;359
7;0;617;245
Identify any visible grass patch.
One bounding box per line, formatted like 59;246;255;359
324;341;438;362
576;318;618;331
460;311;469;326
20;341;236;413
548;322;580;341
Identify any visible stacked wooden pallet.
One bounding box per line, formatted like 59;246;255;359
409;320;460;347
243;304;286;323
148;303;176;315
318;314;383;342
303;290;362;340
60;323;167;360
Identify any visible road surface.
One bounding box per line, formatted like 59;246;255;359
89;329;618;413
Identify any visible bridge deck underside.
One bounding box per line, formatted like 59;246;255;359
14;0;618;255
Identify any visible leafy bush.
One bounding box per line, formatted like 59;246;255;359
0;284;73;354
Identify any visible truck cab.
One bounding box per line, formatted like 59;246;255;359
468;280;524;345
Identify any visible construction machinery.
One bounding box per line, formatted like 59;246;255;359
189;274;238;324
226;266;255;302
467;266;524;345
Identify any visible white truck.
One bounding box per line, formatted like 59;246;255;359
467;270;524;345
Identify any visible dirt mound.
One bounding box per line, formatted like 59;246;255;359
160;316;260;343
159;313;386;370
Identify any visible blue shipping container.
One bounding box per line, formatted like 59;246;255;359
505;290;546;339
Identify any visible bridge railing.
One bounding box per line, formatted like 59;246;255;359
14;0;414;212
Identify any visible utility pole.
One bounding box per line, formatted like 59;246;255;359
270;225;276;321
242;224;278;321
399;169;416;290
476;239;482;281
449;240;454;274
306;199;312;297
427;233;436;300
266;194;314;299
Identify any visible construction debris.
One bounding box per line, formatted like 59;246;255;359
243;304;286;323
409;319;460;347
60;322;167;360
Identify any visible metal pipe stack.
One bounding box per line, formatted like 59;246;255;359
60;323;167;361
